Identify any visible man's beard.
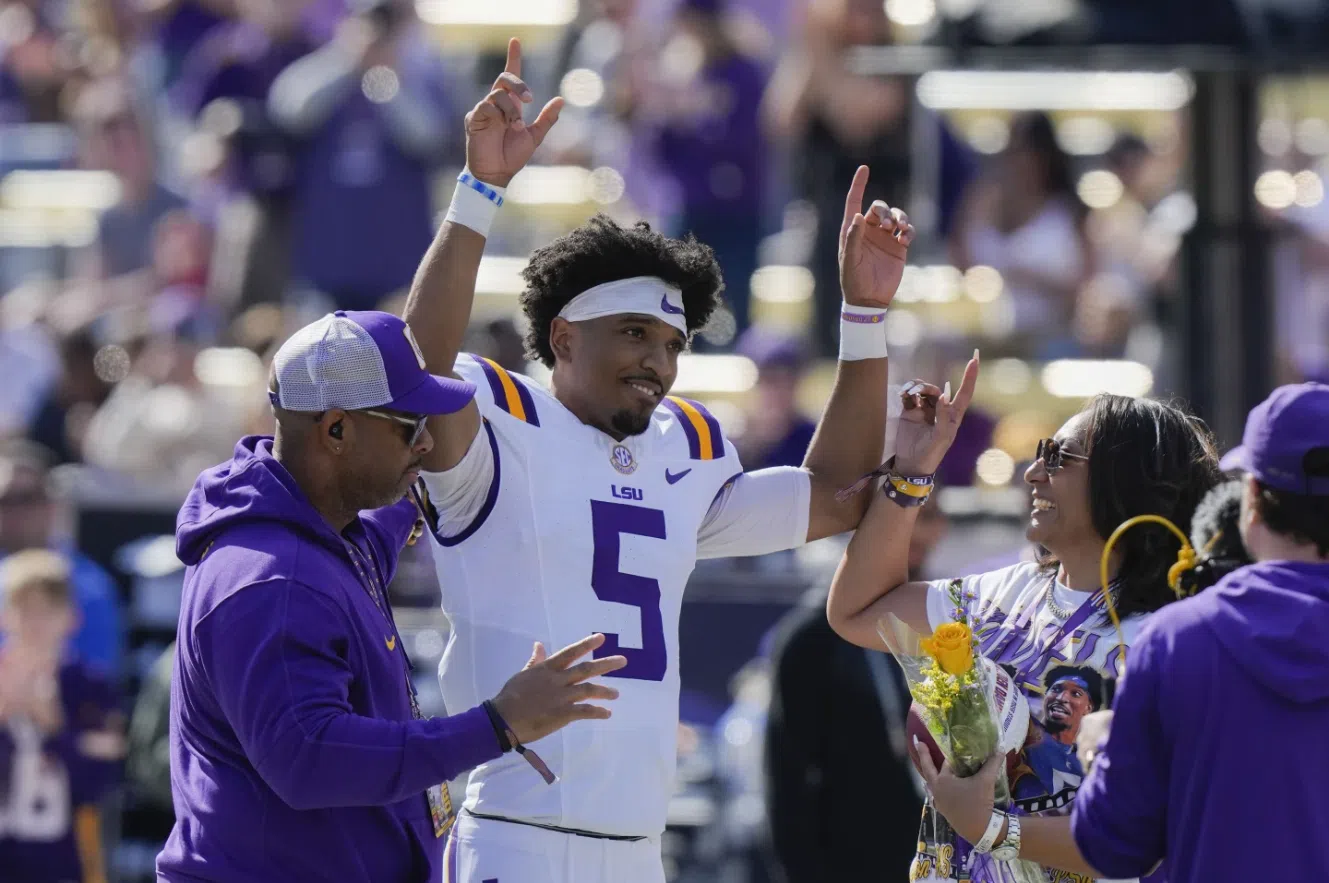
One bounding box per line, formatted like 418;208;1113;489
346;474;410;514
1044;706;1071;735
610;407;653;438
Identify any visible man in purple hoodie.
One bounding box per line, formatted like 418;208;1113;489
915;381;1329;883
157;310;627;883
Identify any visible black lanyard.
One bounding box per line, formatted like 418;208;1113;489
343;538;422;714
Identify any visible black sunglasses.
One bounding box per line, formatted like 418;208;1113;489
357;408;429;448
1036;437;1090;473
268;392;427;447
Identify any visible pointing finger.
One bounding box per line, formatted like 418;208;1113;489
840;165;869;246
953;350;981;414
504;37;522;78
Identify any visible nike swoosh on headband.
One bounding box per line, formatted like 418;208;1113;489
660;294;685;316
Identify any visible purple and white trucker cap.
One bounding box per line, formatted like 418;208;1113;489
270;310;475;415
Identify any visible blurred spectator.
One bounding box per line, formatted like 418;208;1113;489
1076;133;1187;358
951;112;1091;354
0;548;126;883
0;442;125;678
763;498;947;882
138;0;236;89
173;0;318;310
635;0;768;337
27;323;113;465
268;0;454;311
552;0;637;100
126;640;175;813
73;78;189;282
462;317;527;373
1266;162;1329;386
0;284;60;439
544;0;638;173
762;0;912;358
733;327;815;470
80;327;259;496
0;0;69;123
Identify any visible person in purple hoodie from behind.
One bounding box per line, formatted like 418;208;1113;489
917;382;1329;883
157;309;627;883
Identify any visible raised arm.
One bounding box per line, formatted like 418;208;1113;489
403;38;563;472
826;357;980;649
801;166;911;542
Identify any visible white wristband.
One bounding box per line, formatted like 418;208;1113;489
973;810;1008;854
839;304;889;361
444;169;506;237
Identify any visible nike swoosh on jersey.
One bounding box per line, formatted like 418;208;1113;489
385;635;396;651
665;468;692;484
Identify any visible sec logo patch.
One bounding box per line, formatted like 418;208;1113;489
611;444;637;474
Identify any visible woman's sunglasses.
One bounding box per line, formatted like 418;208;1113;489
1036;437;1090;473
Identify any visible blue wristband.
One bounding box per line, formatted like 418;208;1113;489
458;171;504;207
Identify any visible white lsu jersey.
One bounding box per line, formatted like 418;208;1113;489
416;354;810;837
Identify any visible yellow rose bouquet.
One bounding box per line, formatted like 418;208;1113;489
878;615;1043;883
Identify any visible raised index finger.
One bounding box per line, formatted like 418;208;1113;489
952;350;981;413
841;165;869;243
505;37;522;79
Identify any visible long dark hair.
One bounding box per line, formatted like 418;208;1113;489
1039;394;1223;617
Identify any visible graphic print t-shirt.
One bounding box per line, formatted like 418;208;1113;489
912;562;1149;883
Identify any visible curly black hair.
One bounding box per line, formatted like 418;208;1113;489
519;215;726;367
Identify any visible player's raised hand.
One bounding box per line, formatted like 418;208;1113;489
838;165;915;309
491;633;626;745
893;350;981;476
465;37;564;188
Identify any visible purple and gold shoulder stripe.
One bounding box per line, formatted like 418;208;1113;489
470;354;540;426
663;396;725;460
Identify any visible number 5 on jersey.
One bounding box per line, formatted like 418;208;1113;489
590;500;667;681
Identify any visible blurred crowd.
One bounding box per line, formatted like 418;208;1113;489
1;0;1329;879
1;0;1326;514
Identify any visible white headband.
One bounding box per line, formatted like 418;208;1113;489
557;276;688;335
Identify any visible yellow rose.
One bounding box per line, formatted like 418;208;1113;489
920;622;974;677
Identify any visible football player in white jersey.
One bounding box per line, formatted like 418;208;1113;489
402;40;916;883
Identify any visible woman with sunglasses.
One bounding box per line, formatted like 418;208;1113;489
827;357;1221;883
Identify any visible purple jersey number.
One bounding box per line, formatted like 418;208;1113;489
590;500;667;681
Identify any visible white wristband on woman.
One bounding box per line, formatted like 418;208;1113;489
839;303;889;361
444;169;506;238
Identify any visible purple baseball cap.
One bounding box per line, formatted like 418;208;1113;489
270;310;474;416
1219;382;1329;496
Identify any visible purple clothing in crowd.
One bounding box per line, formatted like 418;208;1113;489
1072;559;1329;881
655;54;766;218
172;22;315;199
0;660;122;883
157;436;502;883
289;65;452;309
